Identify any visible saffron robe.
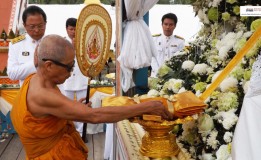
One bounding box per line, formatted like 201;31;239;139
11;74;88;160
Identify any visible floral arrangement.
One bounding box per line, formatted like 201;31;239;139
147;0;261;159
90;79;114;87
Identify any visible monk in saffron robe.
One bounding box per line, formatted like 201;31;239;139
11;34;173;160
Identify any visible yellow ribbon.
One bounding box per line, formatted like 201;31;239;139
199;26;261;101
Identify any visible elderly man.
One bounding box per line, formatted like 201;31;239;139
11;34;172;160
7;5;47;86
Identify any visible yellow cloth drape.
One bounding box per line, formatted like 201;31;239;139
102;96;137;107
89;87;114;98
102;91;207;118
11;74;88;160
0;89;19;105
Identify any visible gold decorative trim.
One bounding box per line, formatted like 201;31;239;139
0;48;8;53
76;4;112;77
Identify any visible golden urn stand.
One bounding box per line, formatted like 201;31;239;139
132;117;193;159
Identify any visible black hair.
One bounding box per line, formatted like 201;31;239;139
22;5;47;24
66;18;77;28
161;13;178;25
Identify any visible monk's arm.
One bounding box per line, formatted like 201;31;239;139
29;90;172;123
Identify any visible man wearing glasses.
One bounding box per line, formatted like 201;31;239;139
7;5;47;86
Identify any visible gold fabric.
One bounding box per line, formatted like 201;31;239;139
102;96;136;107
102;91;207;119
90;87;114;98
0;89;19;105
173;91;207;118
200;26;261;101
11;74;88;159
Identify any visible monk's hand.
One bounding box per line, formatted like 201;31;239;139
86;102;91;108
144;101;173;120
79;98;86;103
78;98;92;107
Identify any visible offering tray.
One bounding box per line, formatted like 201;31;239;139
131;116;193;158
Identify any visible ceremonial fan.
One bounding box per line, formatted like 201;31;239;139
75;4;112;142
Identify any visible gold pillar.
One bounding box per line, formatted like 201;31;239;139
115;0;122;96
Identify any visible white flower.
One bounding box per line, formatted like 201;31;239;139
157;64;173;78
226;0;237;4
214;92;239;111
218;46;229;60
202;153;215;160
167;79;184;93
233;37;246;52
147;89;159;97
214;109;238;130
182;60;195;71
198;8;210;24
90;80;98;85
212;70;223;82
195;90;202;96
189;147;196;156
243;81;250;94
178;87;186;93
211;0;222;7
197;114;214;136
224;132;233;143
207;54;222;69
220;77;238;92
216;32;237;60
181;121;198;145
193;82;208;92
192;63;209;75
243;31;253;38
207;130;219;149
148;77;160;90
236;30;243;39
222;114;238;130
100;80;105;85
159;90;166;97
216;145;231;160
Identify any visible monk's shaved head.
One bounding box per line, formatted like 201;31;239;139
37;34;74;66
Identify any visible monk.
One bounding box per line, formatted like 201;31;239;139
10;34;173;160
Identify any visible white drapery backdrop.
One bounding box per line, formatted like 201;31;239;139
117;0;159;92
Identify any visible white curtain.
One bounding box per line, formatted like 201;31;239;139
117;0;159;92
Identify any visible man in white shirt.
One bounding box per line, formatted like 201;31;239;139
7;5;46;86
62;18;89;134
150;13;185;77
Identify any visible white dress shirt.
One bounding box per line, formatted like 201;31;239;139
151;34;185;77
7;34;42;86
